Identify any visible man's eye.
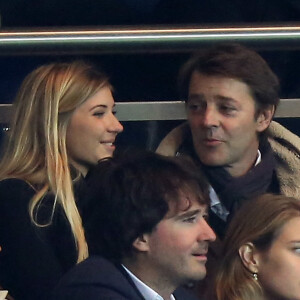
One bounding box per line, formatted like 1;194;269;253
220;105;236;113
183;216;197;223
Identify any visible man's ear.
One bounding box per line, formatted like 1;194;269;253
132;234;150;253
256;105;275;132
239;242;261;274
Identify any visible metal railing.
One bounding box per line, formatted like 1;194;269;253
1;25;300;55
1;25;300;125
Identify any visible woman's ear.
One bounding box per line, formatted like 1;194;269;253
132;234;150;253
239;242;261;273
256;105;275;132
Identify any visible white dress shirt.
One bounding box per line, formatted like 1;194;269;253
122;265;176;300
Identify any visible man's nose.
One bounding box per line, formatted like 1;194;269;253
202;106;220;128
197;218;216;242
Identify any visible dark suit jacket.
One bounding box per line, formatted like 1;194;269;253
52;256;202;300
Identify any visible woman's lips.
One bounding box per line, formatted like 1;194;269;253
101;141;116;152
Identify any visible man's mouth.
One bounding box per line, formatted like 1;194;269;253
202;138;222;146
192;246;208;259
192;252;208;261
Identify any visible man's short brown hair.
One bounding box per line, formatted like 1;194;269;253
179;43;280;115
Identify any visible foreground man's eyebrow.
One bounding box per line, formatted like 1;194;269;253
175;209;201;220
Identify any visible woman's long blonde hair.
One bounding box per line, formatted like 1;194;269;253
215;194;300;300
0;61;111;262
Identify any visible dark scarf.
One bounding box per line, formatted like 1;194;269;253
202;138;276;214
178;132;278;238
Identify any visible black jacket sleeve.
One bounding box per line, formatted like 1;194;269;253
0;179;74;300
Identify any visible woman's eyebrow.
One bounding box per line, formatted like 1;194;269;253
89;104;107;111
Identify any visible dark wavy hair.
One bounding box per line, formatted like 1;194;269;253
179;43;280;117
82;150;209;262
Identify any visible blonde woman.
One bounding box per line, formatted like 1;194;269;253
216;194;300;300
0;61;123;300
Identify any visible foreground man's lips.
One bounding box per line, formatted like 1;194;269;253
192;253;208;262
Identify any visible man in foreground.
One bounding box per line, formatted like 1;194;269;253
52;151;216;300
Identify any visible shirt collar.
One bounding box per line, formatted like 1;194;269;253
122;265;176;300
255;149;262;166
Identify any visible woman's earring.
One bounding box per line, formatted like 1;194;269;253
253;272;258;281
